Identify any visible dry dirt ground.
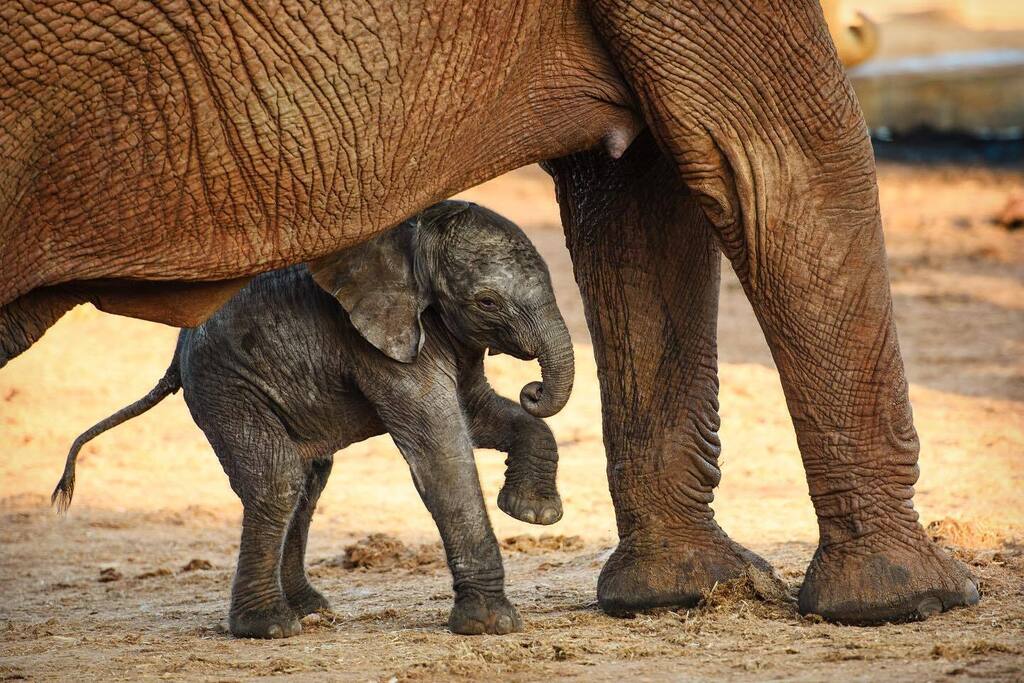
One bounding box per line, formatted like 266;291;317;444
2;157;1023;680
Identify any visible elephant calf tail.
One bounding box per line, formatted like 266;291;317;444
52;345;183;514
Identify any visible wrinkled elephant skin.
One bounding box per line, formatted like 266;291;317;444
2;0;977;625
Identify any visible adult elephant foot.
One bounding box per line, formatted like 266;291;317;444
448;593;523;635
799;529;979;624
229;601;302;639
597;525;778;616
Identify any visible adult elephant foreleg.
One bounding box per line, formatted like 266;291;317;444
546;132;776;615
587;0;978;622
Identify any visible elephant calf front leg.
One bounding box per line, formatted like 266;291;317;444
461;362;562;525
371;378;522;635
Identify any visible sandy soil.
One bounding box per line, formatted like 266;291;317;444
2;156;1022;681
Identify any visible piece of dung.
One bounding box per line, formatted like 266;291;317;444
98;567;122;582
181;558;213;572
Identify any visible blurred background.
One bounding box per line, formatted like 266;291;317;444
2;2;1022;679
830;0;1024;147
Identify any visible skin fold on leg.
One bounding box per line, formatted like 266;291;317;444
547;132;778;616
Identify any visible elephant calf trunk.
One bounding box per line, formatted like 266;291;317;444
519;317;574;419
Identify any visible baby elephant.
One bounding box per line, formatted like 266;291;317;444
53;201;574;638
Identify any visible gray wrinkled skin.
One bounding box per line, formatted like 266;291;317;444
55;202;572;638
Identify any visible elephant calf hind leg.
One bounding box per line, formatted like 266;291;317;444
214;432;304;639
279;459;333;617
230;497;303;638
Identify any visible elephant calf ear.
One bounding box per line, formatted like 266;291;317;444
308;223;426;363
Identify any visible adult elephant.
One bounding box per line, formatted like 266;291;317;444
0;0;977;624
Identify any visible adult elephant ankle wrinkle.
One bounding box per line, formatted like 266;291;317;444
813;490;924;549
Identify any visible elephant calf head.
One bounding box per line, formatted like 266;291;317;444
309;200;574;418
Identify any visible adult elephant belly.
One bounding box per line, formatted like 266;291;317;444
0;0;640;330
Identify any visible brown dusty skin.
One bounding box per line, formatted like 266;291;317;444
1;160;1023;680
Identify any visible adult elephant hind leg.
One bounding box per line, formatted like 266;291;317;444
752;218;978;624
280;459;333;617
787;318;979;624
0;287;84;368
547;133;778;617
583;0;977;624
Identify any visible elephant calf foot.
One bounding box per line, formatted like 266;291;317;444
597;525;780;616
497;483;562;525
448;593;523;635
284;582;331;618
229;600;303;639
799;527;979;624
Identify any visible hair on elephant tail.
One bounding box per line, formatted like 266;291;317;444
51;341;183;515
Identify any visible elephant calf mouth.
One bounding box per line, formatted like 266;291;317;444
487;346;535;362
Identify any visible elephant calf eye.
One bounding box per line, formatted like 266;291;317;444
477;297;498;310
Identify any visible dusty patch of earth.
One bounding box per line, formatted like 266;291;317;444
1;155;1022;680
